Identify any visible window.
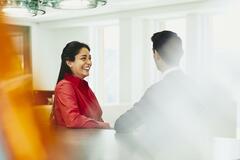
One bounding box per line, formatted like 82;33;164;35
211;11;240;138
211;12;240;92
103;25;119;104
89;24;119;105
165;18;186;70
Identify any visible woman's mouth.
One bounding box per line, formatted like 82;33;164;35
83;67;90;71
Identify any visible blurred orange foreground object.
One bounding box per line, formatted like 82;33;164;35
0;13;63;160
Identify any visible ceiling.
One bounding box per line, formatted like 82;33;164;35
5;0;209;23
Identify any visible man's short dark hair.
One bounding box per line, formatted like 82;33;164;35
151;30;183;66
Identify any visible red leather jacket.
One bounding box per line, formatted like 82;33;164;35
52;74;109;128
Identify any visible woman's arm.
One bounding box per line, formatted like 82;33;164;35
55;82;109;129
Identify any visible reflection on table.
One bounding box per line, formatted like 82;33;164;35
55;128;153;160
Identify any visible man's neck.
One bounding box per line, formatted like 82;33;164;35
161;65;171;72
161;66;180;79
160;63;175;72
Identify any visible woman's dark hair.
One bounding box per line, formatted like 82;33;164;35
151;30;183;66
56;41;90;83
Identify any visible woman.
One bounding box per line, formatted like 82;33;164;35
51;41;110;128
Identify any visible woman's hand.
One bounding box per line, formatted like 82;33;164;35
98;122;111;129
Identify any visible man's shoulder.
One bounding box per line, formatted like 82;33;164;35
152;71;187;88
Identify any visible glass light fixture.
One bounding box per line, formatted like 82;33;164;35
54;0;107;9
1;0;46;16
2;7;33;17
0;0;107;16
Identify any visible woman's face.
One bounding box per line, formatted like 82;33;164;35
66;47;92;79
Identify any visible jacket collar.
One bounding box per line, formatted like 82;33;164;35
161;67;182;80
64;73;89;88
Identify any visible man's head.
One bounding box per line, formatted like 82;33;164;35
151;30;183;71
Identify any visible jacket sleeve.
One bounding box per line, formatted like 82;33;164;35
114;88;153;133
55;82;108;128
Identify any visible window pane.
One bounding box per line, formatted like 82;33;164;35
212;12;240;89
212;11;240;138
103;25;119;104
212;13;240;52
165;18;186;70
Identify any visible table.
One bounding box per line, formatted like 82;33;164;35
54;128;154;160
55;127;240;160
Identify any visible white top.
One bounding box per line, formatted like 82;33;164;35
161;67;181;80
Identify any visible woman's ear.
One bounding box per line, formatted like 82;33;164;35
66;60;72;68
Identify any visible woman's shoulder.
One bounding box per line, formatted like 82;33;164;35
55;79;74;91
54;80;77;98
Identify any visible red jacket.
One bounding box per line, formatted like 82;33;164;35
52;74;109;128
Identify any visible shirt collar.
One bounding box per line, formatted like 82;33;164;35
64;73;88;88
161;66;181;79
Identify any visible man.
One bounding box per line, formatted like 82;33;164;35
115;31;189;132
114;31;236;160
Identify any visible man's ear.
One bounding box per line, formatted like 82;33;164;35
153;50;161;60
66;60;72;68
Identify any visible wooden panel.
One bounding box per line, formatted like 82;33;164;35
33;90;54;105
34;105;53;126
7;25;31;74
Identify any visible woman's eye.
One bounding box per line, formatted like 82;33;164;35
81;58;86;60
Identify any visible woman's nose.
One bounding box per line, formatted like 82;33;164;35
86;59;92;65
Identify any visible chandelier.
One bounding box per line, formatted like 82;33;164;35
0;0;107;16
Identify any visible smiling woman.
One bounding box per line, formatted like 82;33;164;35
65;47;92;79
51;41;110;129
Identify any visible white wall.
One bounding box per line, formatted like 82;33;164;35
31;26;90;90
